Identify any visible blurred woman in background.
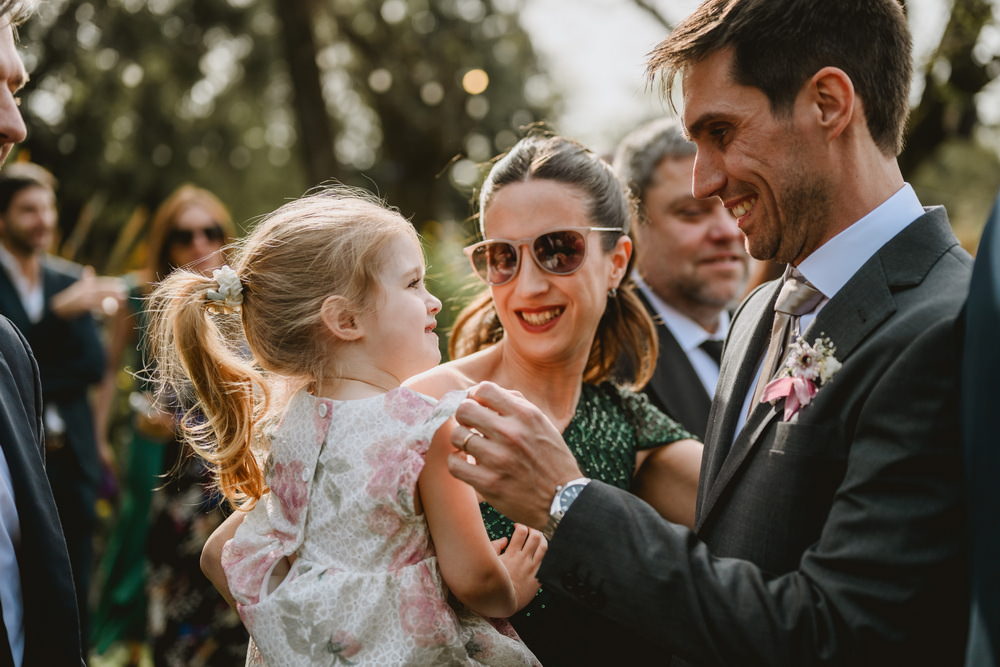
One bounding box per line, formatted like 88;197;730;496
91;185;249;666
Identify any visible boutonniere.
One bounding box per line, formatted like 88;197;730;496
761;334;841;420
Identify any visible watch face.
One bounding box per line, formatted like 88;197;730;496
558;483;585;513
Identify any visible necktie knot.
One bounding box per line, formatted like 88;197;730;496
699;339;724;366
774;269;824;317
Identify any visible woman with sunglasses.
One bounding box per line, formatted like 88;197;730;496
92;185;249;666
406;134;702;665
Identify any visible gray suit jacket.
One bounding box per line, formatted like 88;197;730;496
539;208;970;666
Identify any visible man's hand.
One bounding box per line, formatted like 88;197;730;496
448;381;583;529
50;266;126;320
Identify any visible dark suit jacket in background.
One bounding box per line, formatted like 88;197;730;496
0;315;84;665
540;207;970;665
963;192;1000;667
636;289;713;440
0;254;106;645
0;255;105;487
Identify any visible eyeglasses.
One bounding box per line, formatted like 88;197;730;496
168;225;225;247
464;226;623;286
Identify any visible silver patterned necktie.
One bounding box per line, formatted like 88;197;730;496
749;268;825;413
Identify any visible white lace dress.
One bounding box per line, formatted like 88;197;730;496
222;387;539;666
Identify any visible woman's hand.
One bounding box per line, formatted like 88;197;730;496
497;523;547;612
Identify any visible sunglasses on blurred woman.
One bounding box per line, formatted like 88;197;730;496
168;225;225;247
464;226;623;286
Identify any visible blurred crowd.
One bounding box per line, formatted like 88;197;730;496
0;164;249;665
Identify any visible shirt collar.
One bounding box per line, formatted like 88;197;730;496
797;183;924;299
0;243;21;280
634;275;730;353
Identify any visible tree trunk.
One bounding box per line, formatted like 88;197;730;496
900;0;994;177
273;0;340;186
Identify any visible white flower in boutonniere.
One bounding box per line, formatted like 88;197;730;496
761;334;841;420
205;265;243;312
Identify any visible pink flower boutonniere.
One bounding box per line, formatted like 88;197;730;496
761;334;841;420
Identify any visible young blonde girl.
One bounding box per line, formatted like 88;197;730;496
147;187;541;666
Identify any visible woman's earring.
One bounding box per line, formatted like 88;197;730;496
607;286;618;298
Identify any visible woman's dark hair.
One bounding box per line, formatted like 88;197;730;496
449;134;657;390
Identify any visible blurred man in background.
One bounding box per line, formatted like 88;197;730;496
614;118;748;438
0;162;124;656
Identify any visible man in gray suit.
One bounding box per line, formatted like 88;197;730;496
448;0;970;664
614;118;748;439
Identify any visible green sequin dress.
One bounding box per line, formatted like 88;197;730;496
481;382;694;666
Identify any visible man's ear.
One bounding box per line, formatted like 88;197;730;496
609;234;633;288
806;66;855;142
320;294;364;341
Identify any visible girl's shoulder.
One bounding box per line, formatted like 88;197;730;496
277;385;465;442
404;358;481;400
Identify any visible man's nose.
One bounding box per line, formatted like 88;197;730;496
0;88;27;147
692;150;724;201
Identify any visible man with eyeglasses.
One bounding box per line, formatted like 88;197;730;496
0;162;124;659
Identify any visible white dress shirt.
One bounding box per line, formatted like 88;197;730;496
734;183;926;436
0;244;43;324
634;275;730;396
0;447;24;666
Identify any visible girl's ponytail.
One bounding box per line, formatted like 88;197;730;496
146;268;268;507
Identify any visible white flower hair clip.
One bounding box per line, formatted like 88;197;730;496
206;265;243;312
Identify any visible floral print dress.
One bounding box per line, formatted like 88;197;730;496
222;388;539;667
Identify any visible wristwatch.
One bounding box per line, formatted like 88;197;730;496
541;477;591;540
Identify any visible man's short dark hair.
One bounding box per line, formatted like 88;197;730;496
0;162;56;213
648;0;912;156
0;0;35;26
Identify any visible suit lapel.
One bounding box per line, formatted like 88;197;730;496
0;266;31;332
696;280;779;518
696;208;958;531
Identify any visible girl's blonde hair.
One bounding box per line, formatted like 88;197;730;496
450;134;658;390
147;186;418;507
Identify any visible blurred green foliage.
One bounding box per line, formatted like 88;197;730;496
15;0;554;286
